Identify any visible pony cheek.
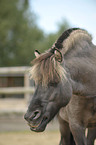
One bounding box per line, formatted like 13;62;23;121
46;102;58;113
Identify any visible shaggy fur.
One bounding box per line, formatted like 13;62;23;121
53;28;80;49
29;28;92;86
29;51;67;86
25;28;96;144
61;29;92;55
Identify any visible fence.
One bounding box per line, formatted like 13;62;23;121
0;67;35;100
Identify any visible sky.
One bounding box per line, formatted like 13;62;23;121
30;0;96;44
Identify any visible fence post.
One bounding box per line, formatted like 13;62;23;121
24;73;30;102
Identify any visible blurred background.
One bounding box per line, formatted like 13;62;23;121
0;0;96;145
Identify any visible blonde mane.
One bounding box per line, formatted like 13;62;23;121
29;51;67;86
29;28;92;86
61;29;92;54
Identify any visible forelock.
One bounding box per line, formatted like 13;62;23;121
29;52;67;86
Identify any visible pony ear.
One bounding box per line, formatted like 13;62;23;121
54;49;63;62
34;50;41;58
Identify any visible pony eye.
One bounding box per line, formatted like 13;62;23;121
49;82;58;87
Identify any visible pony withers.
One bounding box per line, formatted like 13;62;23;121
24;28;96;145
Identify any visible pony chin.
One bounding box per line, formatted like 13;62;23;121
30;124;46;132
28;114;50;132
29;121;48;132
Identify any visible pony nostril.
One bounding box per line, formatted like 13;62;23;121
30;110;41;120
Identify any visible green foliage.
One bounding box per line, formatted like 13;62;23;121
0;0;70;67
0;0;44;66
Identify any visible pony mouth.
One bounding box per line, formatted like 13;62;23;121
28;116;49;132
28;120;42;130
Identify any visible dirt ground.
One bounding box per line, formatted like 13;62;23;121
0;131;60;145
0;131;96;145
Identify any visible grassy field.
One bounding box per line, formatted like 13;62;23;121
0;131;60;145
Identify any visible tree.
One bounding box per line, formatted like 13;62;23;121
0;0;44;66
0;1;70;67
